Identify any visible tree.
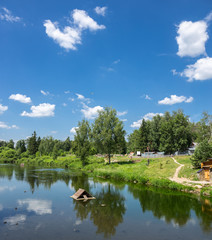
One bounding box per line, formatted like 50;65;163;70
138;119;150;152
92;107;126;164
27;131;39;155
16;140;26;155
38;136;55;155
7;139;14;149
74;120;91;166
159;112;175;154
196;112;212;143
172;110;192;152
191;140;212;168
63;137;72;152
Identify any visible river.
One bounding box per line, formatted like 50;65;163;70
0;164;212;240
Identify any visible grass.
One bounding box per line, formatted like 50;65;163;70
175;155;199;180
2;153;212;197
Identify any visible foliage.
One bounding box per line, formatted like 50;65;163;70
27;131;40;155
92;107;126;163
191;140;212;168
74;119;91;166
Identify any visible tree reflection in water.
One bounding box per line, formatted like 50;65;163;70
0;164;211;235
128;184;212;232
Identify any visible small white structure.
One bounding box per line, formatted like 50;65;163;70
137;151;141;156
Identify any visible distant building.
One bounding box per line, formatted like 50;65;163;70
197;158;212;182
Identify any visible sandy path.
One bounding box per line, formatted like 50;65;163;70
169;157;210;187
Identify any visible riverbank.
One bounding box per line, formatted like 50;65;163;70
1;154;212;197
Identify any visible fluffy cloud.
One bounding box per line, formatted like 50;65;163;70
81;104;103;119
73;9;105;31
9;94;31;104
41;90;50;96
176;20;209;57
117;111;127;116
70;127;79;134
18;199;52;215
44;20;81;51
94;6;107;16
181;57;212;82
158;95;194;105
0;7;21;23
0;104;8;114
44;9;105;51
0;122;19;129
131;113;164;128
21;103;55;117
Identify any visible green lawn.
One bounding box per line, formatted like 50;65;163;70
174;156;199;180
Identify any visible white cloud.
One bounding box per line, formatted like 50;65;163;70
117;111;127;116
51;131;57;134
158;95;194;105
64;90;70;94
44;9;105;51
4;215;26;226
205;11;212;23
0;7;21;23
81;104;103;119
68;98;75;102
181;57;212;82
131;113;164;128
21;103;55;117
41;90;50;96
9;94;31;104
145;95;151;100
62;103;67;107
0;104;8;114
121;119;127;122
0;122;19;129
94;6;107;16
76;93;90;103
176;20;208;57
0;204;3;211
76;93;85;100
70;127;79;134
44;20;81;51
73;9;105;31
18;199;52;215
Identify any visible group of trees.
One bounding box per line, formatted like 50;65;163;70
74;108;126;164
128;110;212;157
0;107;211;168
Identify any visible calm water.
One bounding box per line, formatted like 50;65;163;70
0;164;212;240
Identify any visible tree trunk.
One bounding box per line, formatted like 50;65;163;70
108;154;111;164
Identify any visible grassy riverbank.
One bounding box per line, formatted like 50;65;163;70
1;154;212;197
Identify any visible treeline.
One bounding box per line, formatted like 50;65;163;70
128;110;212;154
0;108;211;167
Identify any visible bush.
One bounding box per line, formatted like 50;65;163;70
191;140;212;168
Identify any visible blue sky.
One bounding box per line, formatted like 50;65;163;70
0;0;212;141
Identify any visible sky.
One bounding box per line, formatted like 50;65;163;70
0;0;212;142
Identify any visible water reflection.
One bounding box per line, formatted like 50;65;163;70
18;199;52;215
128;184;212;232
0;164;212;238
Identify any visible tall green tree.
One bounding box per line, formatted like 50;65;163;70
16;140;26;154
92;107;126;164
7;139;15;149
27;131;39;155
172;110;192;152
159;112;175;154
196;112;212;143
74;120;91;166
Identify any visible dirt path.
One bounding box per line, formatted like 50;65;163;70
169;157;210;188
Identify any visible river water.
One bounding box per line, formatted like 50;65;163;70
0;164;212;240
